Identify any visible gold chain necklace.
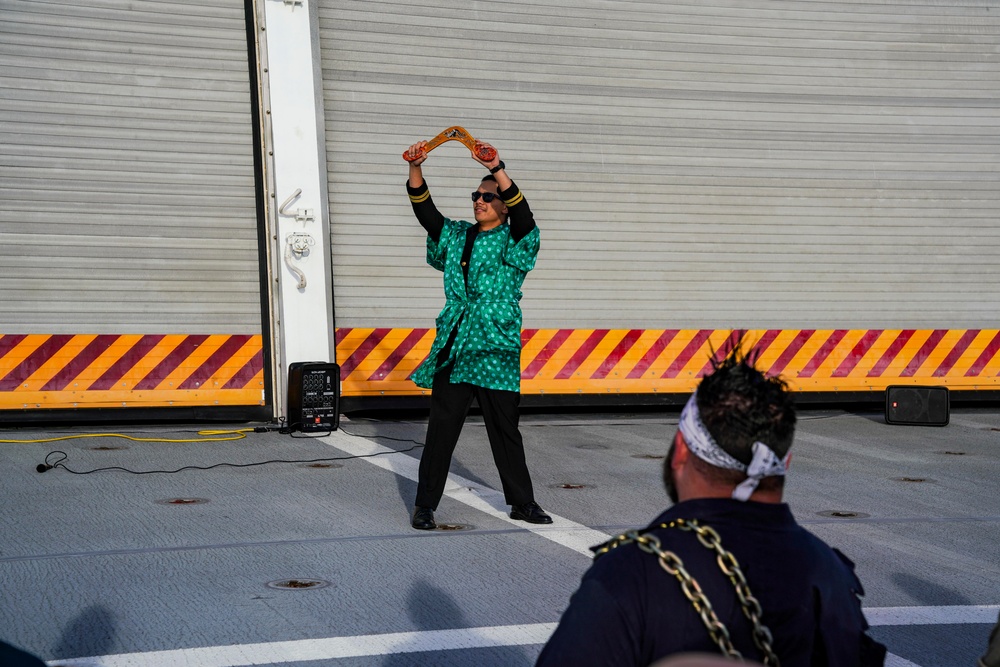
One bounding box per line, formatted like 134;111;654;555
594;518;780;666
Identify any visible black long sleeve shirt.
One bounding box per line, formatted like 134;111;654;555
406;179;536;244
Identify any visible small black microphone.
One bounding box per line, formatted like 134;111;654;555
36;463;52;473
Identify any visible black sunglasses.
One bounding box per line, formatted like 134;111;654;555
471;191;502;203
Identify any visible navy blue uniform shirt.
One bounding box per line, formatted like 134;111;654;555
537;498;886;666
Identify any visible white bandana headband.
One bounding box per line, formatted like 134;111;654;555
678;391;789;502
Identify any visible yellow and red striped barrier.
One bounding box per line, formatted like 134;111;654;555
0;334;265;410
4;329;998;410
336;328;1000;397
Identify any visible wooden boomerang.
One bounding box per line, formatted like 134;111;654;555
403;126;497;162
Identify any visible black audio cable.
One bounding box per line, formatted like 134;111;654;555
28;425;424;476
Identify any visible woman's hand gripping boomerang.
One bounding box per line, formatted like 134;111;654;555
402;126;497;163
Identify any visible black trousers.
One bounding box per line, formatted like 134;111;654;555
414;368;536;510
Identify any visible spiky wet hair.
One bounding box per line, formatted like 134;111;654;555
695;346;797;466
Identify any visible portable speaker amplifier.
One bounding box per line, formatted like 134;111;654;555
287;362;340;432
885;385;949;426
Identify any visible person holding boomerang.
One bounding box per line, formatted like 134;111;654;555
403;131;552;530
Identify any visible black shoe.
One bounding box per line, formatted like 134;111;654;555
510;501;553;524
411;506;437;530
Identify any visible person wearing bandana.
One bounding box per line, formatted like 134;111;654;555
537;350;887;667
402;139;551;531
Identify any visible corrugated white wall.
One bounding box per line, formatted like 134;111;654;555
319;0;1000;330
0;0;263;334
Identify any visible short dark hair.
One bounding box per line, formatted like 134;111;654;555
693;347;796;487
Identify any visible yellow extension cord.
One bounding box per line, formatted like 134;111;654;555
0;429;255;444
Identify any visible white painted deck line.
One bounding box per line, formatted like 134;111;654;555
327;428;612;557
45;605;999;667
865;604;1000;626
46;623;558;667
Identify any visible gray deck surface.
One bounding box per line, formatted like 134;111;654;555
2;407;998;666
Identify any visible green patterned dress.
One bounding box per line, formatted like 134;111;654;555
410;218;540;392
